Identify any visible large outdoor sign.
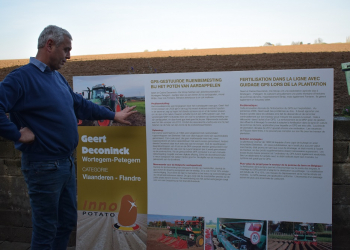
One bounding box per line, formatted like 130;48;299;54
74;69;333;250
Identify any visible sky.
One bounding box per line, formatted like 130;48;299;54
0;0;349;60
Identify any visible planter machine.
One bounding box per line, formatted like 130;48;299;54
211;220;266;250
157;216;204;249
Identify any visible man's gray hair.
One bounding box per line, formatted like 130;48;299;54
37;25;72;49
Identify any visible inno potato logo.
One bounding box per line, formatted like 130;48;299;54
113;195;140;231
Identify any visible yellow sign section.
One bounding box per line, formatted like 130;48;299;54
77;126;147;214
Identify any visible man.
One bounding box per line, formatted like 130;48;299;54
0;25;136;249
110;89;117;111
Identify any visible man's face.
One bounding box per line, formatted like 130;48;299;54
48;35;72;71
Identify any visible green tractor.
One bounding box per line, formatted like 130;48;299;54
78;83;126;126
157;216;204;249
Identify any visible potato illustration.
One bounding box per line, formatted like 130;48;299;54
118;195;137;226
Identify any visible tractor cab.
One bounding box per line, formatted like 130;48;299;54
90;84;118;109
91;84;111;101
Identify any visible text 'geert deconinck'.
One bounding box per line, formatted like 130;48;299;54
81;135;129;155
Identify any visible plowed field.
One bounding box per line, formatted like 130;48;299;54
147;228;203;250
1;43;350;113
268;239;332;250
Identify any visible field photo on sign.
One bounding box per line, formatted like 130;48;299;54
73;75;146;127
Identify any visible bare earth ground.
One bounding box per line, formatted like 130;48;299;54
1;43;350;68
146;228;203;250
268;239;332;250
112;112;146;126
1;43;350;113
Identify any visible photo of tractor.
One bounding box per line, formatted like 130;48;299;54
268;221;332;250
157;216;204;249
147;215;204;249
207;219;267;250
77;83;126;126
293;223;317;246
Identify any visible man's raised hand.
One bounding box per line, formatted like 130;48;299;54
113;106;137;125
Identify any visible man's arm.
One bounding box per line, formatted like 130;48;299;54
71;88;137;123
0;71;29;142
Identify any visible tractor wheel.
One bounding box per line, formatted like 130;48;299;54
94;106;113;126
196;235;204;247
95;119;112;126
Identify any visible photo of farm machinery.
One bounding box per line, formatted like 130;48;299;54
209;219;266;250
293;223;317;246
157;216;204;249
78;83;126;126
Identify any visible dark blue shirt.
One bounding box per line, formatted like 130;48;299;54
0;57;115;161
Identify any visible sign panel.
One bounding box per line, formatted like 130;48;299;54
74;76;147;249
146;69;333;224
74;69;333;249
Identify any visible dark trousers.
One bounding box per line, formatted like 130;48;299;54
21;155;77;250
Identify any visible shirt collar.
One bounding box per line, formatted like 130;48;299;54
30;57;52;72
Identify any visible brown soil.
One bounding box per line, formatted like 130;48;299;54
146;228;203;250
112;112;145;126
1;43;349;68
1;43;350;114
268;239;332;250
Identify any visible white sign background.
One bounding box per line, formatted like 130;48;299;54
145;69;333;224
